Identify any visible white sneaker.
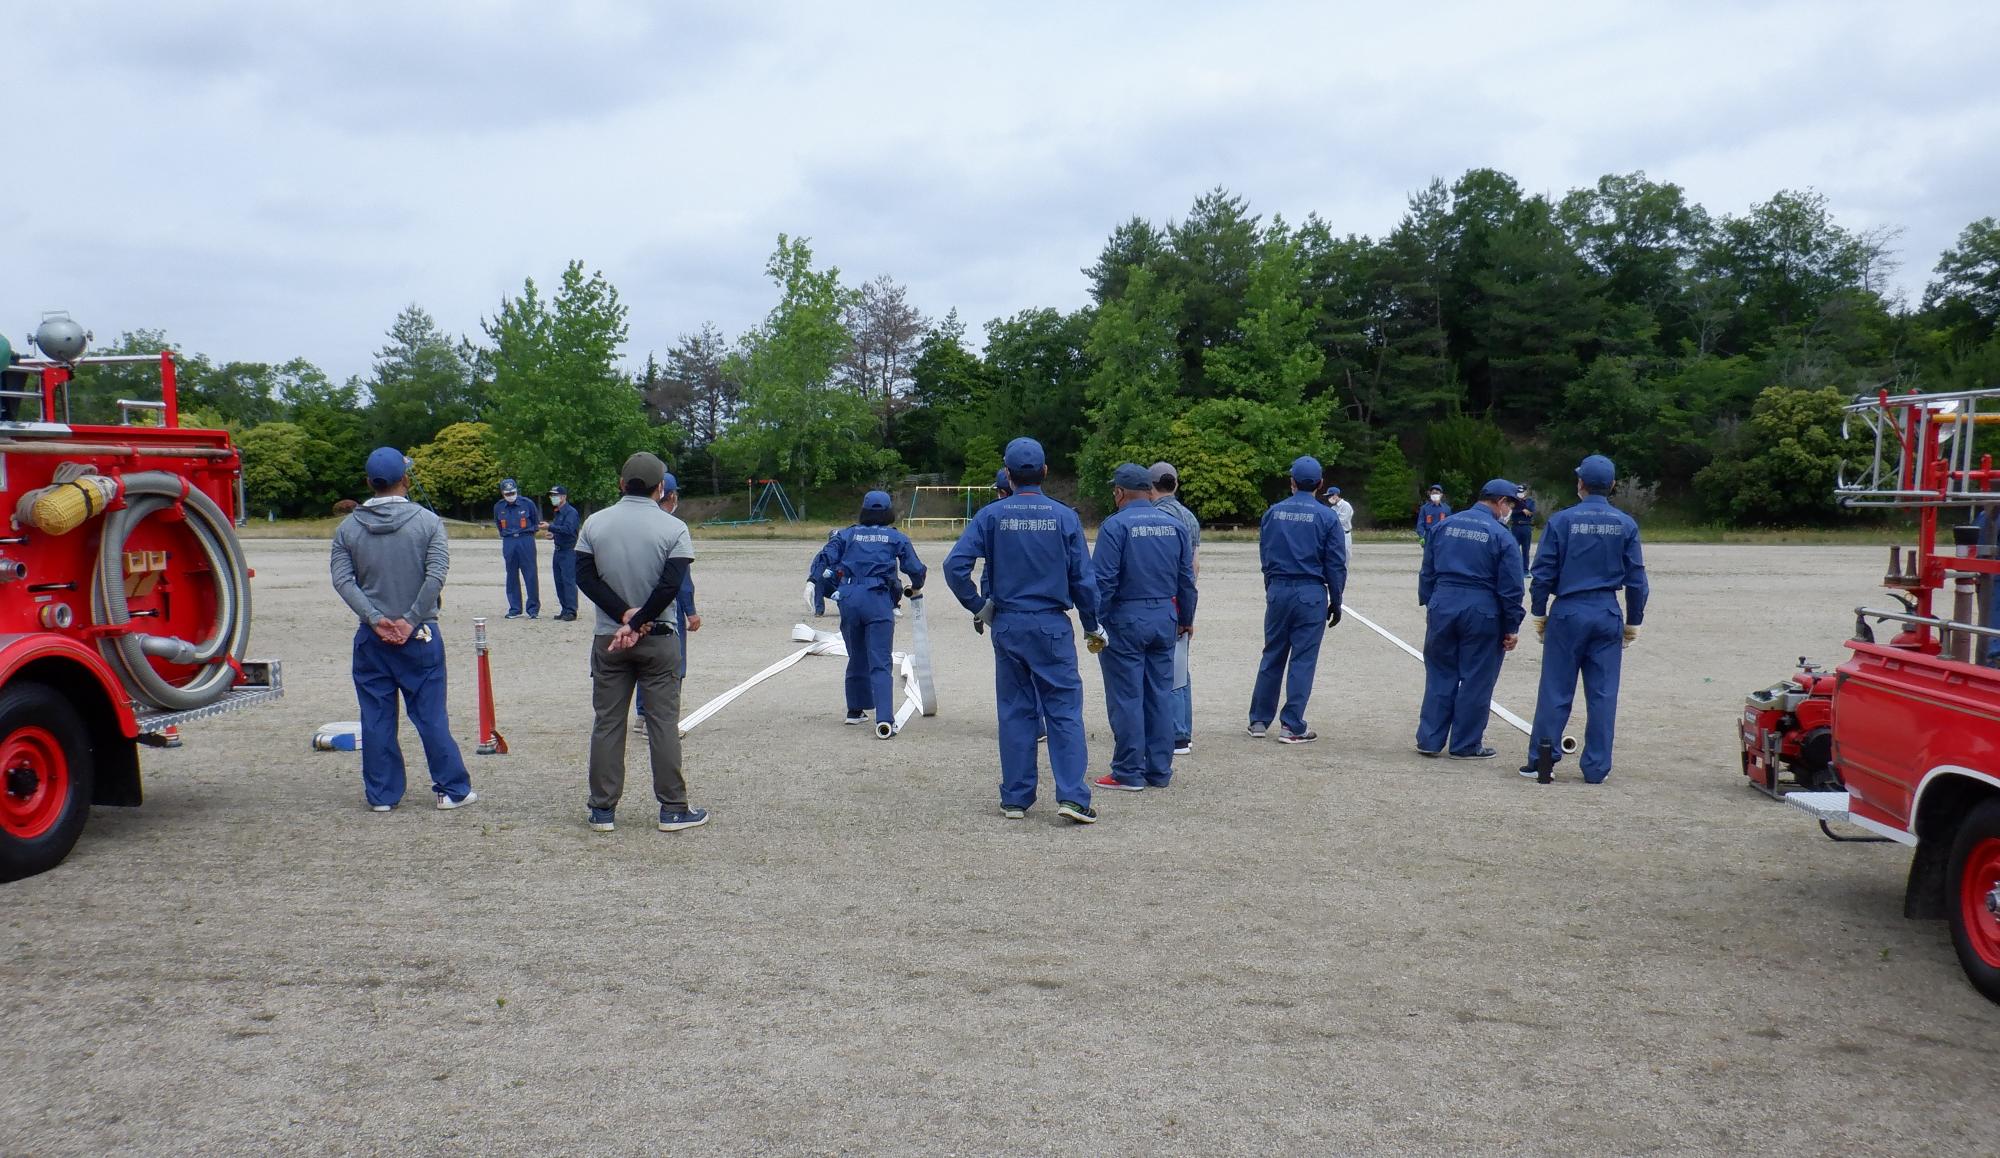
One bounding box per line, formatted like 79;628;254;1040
435;790;478;810
1173;740;1192;755
369;804;392;813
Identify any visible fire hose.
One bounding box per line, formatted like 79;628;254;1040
87;472;253;711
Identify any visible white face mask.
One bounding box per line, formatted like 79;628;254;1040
552;496;566;507
1428;492;1441;501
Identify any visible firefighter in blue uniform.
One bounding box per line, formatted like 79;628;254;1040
987;468;1048;740
817;490;926;734
1248;456;1348;744
542;485;582;621
1523;455;1649;783
1415;479;1526;760
944;437;1102;824
1508;485;1536;576
493;478;541;619
803;530;839;618
1416;483;1451;543
1091;463;1197;792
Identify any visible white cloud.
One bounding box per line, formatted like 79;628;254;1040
4;0;1995;380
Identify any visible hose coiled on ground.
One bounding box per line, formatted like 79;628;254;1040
88;472;252;710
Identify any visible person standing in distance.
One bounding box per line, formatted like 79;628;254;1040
542;485;582;621
1508;485;1537;580
494;478;541;620
1248;456;1348;744
1415;479;1526;760
984;468;1048;743
1325;484;1356;557
330;448;477;812
1149;461;1201;755
1091;464;1197;792
574;452;707;833
817;490;927;735
1522;455;1649;783
943;437;1103;824
1416;483;1451;545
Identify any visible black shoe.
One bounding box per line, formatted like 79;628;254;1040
1056;800;1098;824
844;711;868;726
1416;745;1443;757
1449;747;1498;760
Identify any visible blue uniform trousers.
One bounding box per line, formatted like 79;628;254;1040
1529;593;1625;782
1512;526;1532;573
838;587;898;726
991;610;1090;809
1098;602;1177;786
551;545;577;617
502;536;540;617
1416;595;1504;756
352;627;471;807
1249;579;1327;734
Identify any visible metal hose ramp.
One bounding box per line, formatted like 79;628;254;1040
88;472;252;711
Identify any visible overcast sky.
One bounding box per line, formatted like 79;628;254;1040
6;0;1996;384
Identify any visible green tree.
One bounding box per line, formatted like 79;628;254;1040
1422;414;1509;504
984;307;1093;465
1079;267;1182;494
1694;385;1854;524
237;422;314;515
483;261;650;499
714;235;897;488
368;305;476;452
410;421;502;516
1365;440;1418;529
1925;216;2000;346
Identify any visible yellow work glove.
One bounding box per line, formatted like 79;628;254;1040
1623;624;1641;648
1532;616;1547;641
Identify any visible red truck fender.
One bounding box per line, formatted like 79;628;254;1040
0;633;143;806
1903;765;2000;920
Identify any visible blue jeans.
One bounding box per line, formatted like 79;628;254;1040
1099;604;1177;785
1249;580;1327;734
1416;596;1504;756
551;545;577;617
502;536;540;617
352;626;471;806
991;611;1090;809
1529;594;1625;781
1172;637;1193;744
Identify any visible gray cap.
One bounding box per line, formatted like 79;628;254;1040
1149;461;1177;487
621;452;667;490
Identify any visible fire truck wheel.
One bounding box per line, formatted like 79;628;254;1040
1946;798;2000;1003
0;683;96;883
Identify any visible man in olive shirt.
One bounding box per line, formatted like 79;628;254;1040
574;452;707;834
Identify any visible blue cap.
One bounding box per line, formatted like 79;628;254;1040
993;469;1011;493
861;489;893;511
1004;437;1045;472
500;478;518;493
1426;482;1442;491
1290;456;1322;486
1111;462;1154;491
1576;454;1616;488
549;485;567;496
659;472;679;495
1479;478;1518;499
365;447;407;487
1325;485;1341;496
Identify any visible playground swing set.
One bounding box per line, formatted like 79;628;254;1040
706;478;802;526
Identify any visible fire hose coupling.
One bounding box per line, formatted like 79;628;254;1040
137;635;200;665
0;557;25;582
39;603;74;630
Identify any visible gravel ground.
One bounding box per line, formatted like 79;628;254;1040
4;537;1998;1156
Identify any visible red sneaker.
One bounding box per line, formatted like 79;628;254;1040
1093;774;1145;791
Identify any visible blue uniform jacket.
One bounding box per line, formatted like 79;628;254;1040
1093;499;1196;628
1419;506;1527;633
822;524;926;598
808;530;841;597
1509;497;1536;530
494;495;541;539
944;488;1100;631
1530;494;1649;625
1417;500;1452;539
549;503;581;549
1258;491;1347;607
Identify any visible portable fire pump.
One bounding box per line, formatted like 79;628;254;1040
1740;384;2000;1003
0;313;280;882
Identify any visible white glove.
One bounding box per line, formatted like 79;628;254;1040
1623;624;1641;648
802;582;817;614
1084;628;1109;654
1532;616;1547;642
973;599;995;634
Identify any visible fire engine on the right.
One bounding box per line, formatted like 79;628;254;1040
1742;385;2000;1004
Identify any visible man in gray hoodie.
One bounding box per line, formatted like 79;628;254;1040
330;447;477;812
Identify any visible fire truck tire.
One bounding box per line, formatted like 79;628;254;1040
0;683;96;883
1945;798;2000;1003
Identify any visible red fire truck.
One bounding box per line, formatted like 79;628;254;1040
0;314;280;881
1741;385;2000;1003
